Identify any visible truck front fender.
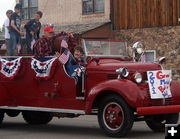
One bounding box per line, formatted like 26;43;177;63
85;79;146;113
171;81;180;105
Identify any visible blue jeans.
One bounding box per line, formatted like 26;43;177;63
26;32;33;54
10;31;22;56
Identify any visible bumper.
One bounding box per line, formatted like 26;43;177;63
137;105;180;115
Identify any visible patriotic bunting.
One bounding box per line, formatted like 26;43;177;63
31;57;58;80
0;57;22;80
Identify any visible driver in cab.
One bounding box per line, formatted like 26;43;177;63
88;42;102;55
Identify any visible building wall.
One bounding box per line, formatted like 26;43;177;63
39;0;110;25
113;0;180;29
115;26;180;83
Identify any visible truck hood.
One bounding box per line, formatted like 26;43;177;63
86;60;162;73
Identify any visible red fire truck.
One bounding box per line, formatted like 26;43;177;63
0;39;180;137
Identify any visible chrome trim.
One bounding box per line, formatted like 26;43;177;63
82;39;88;64
76;97;85;100
81;68;86;94
135;72;142;83
0;106;85;114
116;67;129;78
62;65;78;84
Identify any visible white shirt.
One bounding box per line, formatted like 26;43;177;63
4;18;10;39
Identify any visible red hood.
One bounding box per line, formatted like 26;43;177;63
86;58;161;72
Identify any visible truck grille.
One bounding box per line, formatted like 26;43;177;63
148;93;173;106
107;74;118;79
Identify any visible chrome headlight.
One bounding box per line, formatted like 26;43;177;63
135;73;142;83
116;67;129;78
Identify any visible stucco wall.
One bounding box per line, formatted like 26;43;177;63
39;0;110;25
115;26;180;83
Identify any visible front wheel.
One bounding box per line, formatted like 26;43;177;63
22;111;53;125
6;110;20;117
98;95;134;137
0;111;4;126
145;113;179;132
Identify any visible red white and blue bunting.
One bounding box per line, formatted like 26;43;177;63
31;57;58;80
0;57;22;80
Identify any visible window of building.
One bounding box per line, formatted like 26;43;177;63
82;0;104;14
20;0;38;20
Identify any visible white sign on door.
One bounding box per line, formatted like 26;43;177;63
147;70;172;99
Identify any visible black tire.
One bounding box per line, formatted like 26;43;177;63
98;94;134;137
145;113;179;132
6;110;20;117
0;111;4;126
22;111;53;125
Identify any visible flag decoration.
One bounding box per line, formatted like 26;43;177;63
16;44;21;54
58;49;70;64
31;38;36;50
0;57;22;80
31;57;58;80
61;36;68;48
1;43;6;50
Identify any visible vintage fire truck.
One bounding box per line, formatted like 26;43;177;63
0;39;180;137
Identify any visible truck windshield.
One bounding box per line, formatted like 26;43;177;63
82;39;128;57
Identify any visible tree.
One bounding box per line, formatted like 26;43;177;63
1;24;5;33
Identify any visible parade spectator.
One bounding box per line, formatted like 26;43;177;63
88;42;102;55
24;11;43;54
89;45;101;55
4;10;13;56
9;4;24;56
66;46;84;77
65;46;85;97
55;46;84;76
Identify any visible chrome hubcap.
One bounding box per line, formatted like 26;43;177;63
103;102;124;131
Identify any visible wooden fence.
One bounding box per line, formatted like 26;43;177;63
113;0;180;29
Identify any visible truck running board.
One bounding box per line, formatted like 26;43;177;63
0;106;85;115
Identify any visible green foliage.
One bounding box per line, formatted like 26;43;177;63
1;24;5;33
